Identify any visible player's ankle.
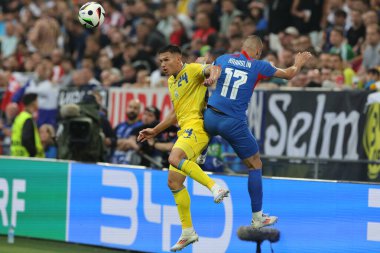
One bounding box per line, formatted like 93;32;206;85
211;183;221;193
182;227;195;236
252;210;263;220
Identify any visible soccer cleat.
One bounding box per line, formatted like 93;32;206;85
170;231;199;252
213;187;230;203
251;214;278;229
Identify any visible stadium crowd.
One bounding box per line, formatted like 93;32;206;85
0;0;379;170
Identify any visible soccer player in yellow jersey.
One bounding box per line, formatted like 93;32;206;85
137;45;229;252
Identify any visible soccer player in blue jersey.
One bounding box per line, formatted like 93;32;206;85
203;35;312;228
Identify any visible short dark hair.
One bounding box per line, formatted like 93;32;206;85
368;68;380;76
158;45;182;55
334;9;347;18
23;93;38;106
145;106;161;120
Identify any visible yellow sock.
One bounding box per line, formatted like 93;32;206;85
172;187;192;229
179;159;215;190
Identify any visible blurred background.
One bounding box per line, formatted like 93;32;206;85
0;1;380;252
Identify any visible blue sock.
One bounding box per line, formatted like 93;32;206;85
248;169;263;212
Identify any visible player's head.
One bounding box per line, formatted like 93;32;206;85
158;45;183;76
242;35;263;59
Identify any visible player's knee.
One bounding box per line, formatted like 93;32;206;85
168;154;180;168
168;152;186;168
245;154;262;169
167;178;181;190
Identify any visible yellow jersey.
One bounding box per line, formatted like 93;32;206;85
168;63;208;129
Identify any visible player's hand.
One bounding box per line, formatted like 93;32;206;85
204;65;221;86
195;57;207;64
137;128;157;142
294;51;312;67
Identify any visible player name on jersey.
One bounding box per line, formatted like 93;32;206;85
228;58;252;68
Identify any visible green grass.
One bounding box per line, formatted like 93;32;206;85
0;236;141;253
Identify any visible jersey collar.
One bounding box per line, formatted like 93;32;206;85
173;63;186;79
241;50;252;60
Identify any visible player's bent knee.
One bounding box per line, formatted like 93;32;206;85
167;179;182;190
168;155;180;168
244;154;262;169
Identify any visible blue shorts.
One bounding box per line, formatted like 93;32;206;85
204;108;259;160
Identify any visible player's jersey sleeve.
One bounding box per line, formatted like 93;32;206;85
187;63;207;80
257;60;277;78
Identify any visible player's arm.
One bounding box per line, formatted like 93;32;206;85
137;110;177;142
203;64;221;86
273;52;312;80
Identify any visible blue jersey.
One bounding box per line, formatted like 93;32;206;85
208;51;277;120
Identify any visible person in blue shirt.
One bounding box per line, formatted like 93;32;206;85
203;35;312;229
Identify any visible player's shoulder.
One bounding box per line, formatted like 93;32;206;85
186;63;203;70
185;63;204;74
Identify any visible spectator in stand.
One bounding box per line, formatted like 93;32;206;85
13;58;59;127
0;102;19;155
111;99;143;165
319;52;332;68
11;93;44;158
361;24;380;71
169;17;190;47
362;9;379;26
364;68;380;90
329;53;356;88
157;1;193;43
128;69;150;88
28;17;60;56
39;124;57;159
267;0;293;52
228;34;243;53
127;106;161;167
278;48;295;68
291;0;328;35
329;27;355;61
219;0;242;35
347;9;366;53
287;69;309;88
193;12;217;44
123;42;157;73
320;67;337;88
195;0;220;31
273;26;300;52
242;17;257;38
248;1;268;33
226;22;242;40
51;48;65;84
136;14;166;55
0;21;19;58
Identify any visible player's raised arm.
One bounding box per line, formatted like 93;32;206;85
273;51;312;80
203;65;221;86
137;110;177;142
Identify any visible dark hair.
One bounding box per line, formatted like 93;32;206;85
158;45;182;55
145;106;161;120
23;93;38;106
368;68;380;76
334;9;347;18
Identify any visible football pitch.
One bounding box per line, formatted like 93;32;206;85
0;236;140;253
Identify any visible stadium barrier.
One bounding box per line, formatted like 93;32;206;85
0;157;380;252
